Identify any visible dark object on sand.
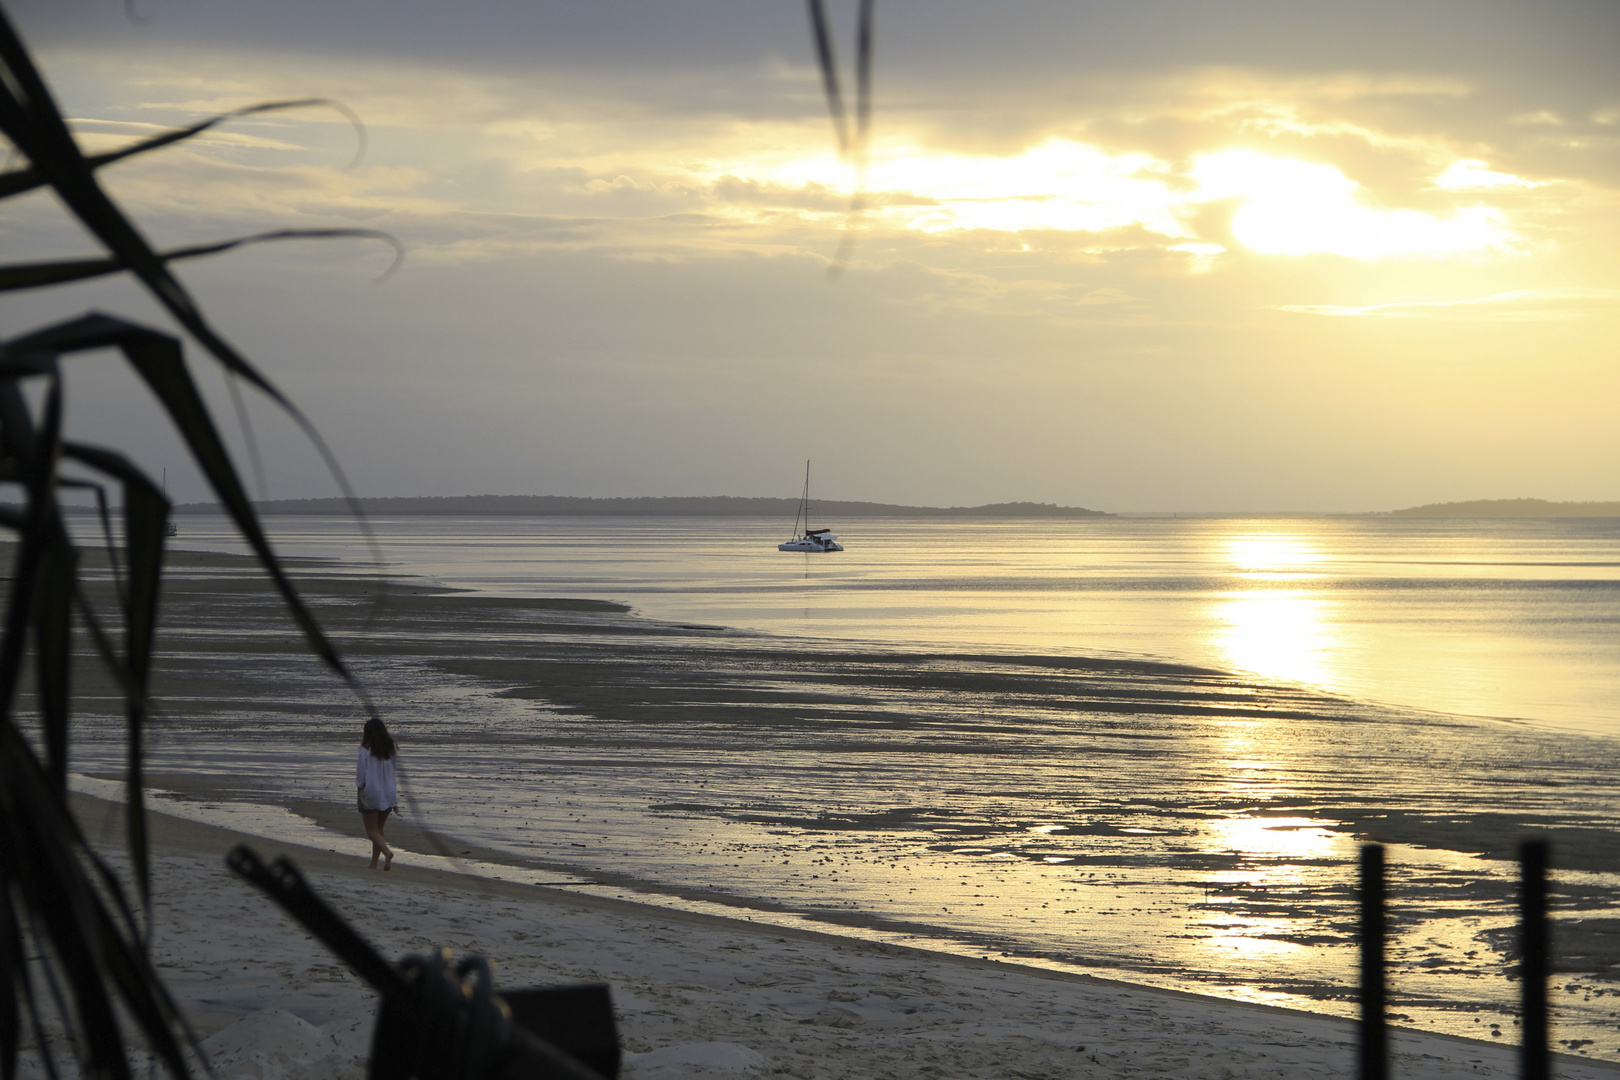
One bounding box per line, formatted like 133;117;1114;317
1519;839;1549;1080
1358;844;1386;1080
1357;840;1553;1080
503;987;621;1080
227;844;618;1080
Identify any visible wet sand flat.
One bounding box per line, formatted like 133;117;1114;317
49;547;1620;1062
48;790;1620;1080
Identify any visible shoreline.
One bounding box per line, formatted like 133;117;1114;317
50;543;1620;1065
134;513;1620;738
66;787;1620;1080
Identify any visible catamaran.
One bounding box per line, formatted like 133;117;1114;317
777;461;843;552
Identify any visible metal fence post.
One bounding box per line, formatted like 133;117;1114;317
1520;839;1549;1080
1360;843;1387;1080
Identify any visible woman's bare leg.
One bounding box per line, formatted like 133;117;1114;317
363;810;388;868
378;809;395;869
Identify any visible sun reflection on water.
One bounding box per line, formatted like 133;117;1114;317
1213;530;1340;688
1206;815;1345;862
1214;590;1335;686
1224;535;1324;577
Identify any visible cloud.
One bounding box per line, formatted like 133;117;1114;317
10;1;1620;510
1277;287;1620;320
1433;159;1542;191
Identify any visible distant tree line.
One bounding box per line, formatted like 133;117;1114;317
170;495;1113;517
1389;498;1620;518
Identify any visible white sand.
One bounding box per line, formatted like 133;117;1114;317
18;795;1615;1080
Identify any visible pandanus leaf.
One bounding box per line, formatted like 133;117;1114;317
9;315;372;711
804;0;873;157
0;97;364;203
806;0;849;154
0;12;286;404
0;370;60;729
0;6;378;586
0;7;392;1079
0;726;190;1079
32;527;74;788
0;863;20;1080
805;0;875;277
22;379;75;792
0;228;404;293
60;441;171;906
54;476;124;605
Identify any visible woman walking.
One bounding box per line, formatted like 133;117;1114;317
356;717;400;869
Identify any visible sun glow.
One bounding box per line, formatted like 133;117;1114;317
707;138;1520;260
1225;535;1323;575
1213;591;1335;687
1192;149;1515;258
738;138;1190;237
1206;816;1344;861
1435;159;1541;191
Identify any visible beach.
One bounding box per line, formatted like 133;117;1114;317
13;0;1620;1071
36;530;1620;1073
42;790;1619;1080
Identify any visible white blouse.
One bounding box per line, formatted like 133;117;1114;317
356;746;399;811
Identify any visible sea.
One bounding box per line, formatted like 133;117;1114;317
77;513;1620;1059
170;512;1620;735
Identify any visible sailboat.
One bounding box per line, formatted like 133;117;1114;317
777;461;843;552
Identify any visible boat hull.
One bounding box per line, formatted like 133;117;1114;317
778;538;843;552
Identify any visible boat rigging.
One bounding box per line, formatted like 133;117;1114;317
777;461;843;552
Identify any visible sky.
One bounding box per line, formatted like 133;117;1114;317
3;0;1619;511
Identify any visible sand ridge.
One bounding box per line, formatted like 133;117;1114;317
24;791;1617;1080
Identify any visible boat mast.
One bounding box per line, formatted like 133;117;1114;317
790;461;807;538
803;460;811;535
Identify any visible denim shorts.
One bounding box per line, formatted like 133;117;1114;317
359;789;395;814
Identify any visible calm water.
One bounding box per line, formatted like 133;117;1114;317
167;513;1620;735
96;512;1620;1058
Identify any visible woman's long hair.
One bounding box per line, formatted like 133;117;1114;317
361;717;396;761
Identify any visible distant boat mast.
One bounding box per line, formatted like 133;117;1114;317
792;460;810;537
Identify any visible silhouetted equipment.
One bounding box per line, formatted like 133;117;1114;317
1357;840;1555;1080
1358;844;1387;1080
1520;840;1550;1080
226;845;619;1080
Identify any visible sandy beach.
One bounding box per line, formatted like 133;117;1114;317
27;540;1620;1075
32;790;1615;1080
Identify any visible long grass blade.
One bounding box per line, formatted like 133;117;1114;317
0;10;320;438
222;367;266;500
0;872;21;1080
806;0;849;154
0;735;130;1080
17;903;77;1079
27;377;74;791
0;376;50;722
0;12;382;1078
6;902;65;1080
33;530;73;788
61;441;169;909
55;476;124;608
855;0;873;146
0;98;364;203
0;11;385;614
811;0;875;279
0;725;190;1077
9;316;373;712
0;228;405;292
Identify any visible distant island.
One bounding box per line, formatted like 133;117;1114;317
1390;498;1620;518
172;495;1111;518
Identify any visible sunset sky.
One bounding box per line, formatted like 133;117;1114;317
4;1;1619;510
